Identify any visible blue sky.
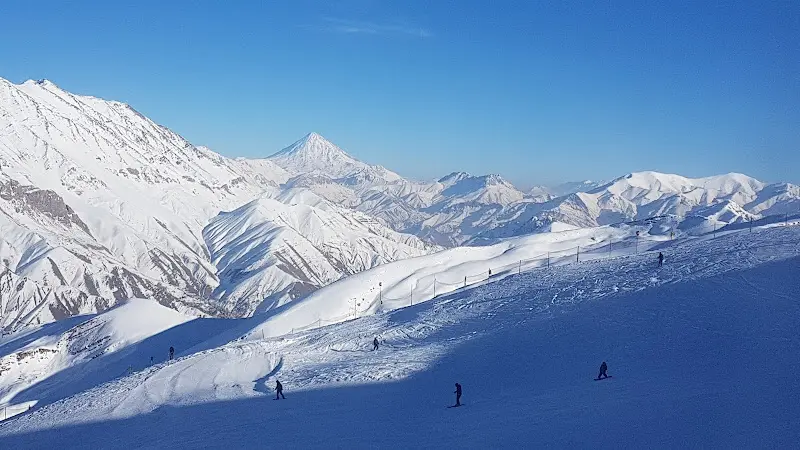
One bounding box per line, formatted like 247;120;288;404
1;0;798;186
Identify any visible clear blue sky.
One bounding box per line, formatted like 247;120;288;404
1;0;798;186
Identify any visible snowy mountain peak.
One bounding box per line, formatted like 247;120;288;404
23;78;57;87
268;133;402;183
482;174;511;186
272;132;350;161
438;171;472;184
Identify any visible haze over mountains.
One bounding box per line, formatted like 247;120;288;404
0;77;798;331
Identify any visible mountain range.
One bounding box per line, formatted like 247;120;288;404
0;77;797;330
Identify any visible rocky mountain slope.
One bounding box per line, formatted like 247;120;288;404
0;78;434;330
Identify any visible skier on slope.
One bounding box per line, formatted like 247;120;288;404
373;337;380;351
597;361;609;380
169;346;174;361
453;382;462;406
658;252;664;267
275;380;286;400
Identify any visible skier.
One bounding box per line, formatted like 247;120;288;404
658;252;664;267
453;382;462;407
597;361;609;380
275;380;286;400
169;346;174;361
373;337;380;351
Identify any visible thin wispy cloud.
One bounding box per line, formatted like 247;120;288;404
311;17;432;38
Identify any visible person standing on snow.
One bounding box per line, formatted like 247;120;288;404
169;346;174;361
658;252;664;267
275;380;286;400
373;337;380;351
597;361;609;379
454;382;462;406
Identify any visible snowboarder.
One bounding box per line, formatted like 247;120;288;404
150;356;154;365
597;361;609;380
658;252;664;267
453;382;462;406
275;380;286;400
169;346;174;361
373;337;380;351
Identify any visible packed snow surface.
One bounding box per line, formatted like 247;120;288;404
0;225;798;448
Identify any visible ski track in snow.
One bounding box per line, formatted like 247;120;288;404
0;226;799;448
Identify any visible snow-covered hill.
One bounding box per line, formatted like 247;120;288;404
204;188;436;316
1;225;798;448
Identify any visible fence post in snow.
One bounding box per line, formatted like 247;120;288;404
519;260;522;275
410;287;413;306
547;252;550;268
464;276;467;288
433;278;436;298
576;246;580;263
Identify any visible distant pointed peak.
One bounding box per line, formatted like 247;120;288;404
304;131;324;141
269;132;354;163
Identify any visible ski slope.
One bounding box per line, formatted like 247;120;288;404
249;224;665;338
0;226;799;448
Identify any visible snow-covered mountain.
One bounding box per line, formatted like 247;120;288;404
0;78;435;330
263;133;799;247
469;171;797;244
1;76;798;332
268;132;403;186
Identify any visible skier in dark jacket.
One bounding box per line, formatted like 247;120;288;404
658;252;664;267
373;337;380;351
597;361;609;379
454;383;462;406
275;380;285;400
169;346;174;361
